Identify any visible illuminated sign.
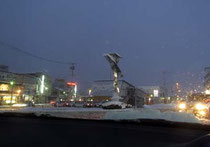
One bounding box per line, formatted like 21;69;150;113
40;75;45;94
153;90;159;97
67;82;77;86
67;82;78;98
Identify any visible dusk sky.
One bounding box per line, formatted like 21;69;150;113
0;0;210;91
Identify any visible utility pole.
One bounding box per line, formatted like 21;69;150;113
69;63;76;100
162;71;167;97
70;63;75;82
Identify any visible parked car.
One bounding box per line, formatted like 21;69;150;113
54;101;66;107
126;104;133;108
84;101;97;108
72;101;85;107
64;101;74;107
53;101;74;107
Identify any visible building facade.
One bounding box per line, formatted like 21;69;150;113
138;86;165;104
0;69;52;104
51;78;70;102
91;80;146;108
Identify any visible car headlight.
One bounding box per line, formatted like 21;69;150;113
199;110;206;116
195;103;206;110
179;103;186;109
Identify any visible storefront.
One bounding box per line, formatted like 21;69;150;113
0;83;23;104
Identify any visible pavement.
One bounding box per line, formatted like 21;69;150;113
0;116;209;147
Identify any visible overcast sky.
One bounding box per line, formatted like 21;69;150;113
0;0;210;90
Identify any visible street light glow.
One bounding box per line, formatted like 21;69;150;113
10;81;14;85
17;89;21;94
88;89;92;96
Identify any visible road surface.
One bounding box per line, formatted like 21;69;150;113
0;115;209;147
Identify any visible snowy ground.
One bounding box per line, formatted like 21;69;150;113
104;108;200;123
144;103;176;111
0;105;202;124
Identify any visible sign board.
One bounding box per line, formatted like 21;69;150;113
153;90;159;97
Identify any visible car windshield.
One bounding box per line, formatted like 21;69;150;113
0;0;210;126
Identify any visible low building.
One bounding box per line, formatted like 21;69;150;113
0;70;23;104
0;65;9;72
90;80;146;108
51;78;70;102
0;69;52;104
138;86;165;104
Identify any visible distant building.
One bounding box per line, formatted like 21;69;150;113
91;80;146;108
0;65;9;72
0;71;22;104
25;72;52;103
51;78;70;102
138;86;165;104
0;69;52;104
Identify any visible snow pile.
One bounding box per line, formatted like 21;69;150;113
102;101;124;107
104;108;200;123
6;107;107;120
0;106;200;123
102;93;125;108
15;107;104;113
111;92;123;101
144;104;176;110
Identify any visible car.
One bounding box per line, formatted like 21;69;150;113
64;101;74;107
126;104;133;108
53;101;74;107
54;101;66;107
192;102;210;119
72;101;85;107
83;101;96;107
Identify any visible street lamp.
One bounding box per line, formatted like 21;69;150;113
88;89;92;97
10;81;14;86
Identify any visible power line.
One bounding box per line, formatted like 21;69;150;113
0;41;71;65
